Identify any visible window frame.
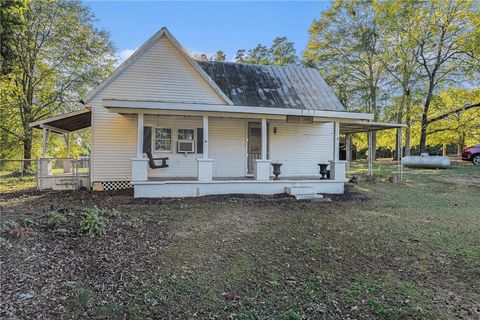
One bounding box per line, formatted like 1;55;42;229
177;128;196;153
153;127;173;152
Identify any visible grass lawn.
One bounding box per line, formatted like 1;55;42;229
0;162;479;319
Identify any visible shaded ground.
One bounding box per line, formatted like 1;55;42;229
1;163;479;319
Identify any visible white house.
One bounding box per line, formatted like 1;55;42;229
30;27;404;198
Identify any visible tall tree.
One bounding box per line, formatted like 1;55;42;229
0;0;116;162
213;50;226;62
0;0;28;75
305;0;385;159
413;0;479;152
235;36;298;66
374;0;424;157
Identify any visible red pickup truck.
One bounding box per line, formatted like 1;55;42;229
462;144;480;165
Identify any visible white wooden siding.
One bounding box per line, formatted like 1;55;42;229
269;121;334;176
90;35;229;182
92;37;226;104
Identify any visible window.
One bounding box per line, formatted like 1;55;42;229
154;128;172;151
177;129;195;153
178;129;195;140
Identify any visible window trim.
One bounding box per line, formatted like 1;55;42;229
177;128;196;153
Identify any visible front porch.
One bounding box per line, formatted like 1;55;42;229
133;177;345;198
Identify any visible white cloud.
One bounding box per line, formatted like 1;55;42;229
116;48;137;65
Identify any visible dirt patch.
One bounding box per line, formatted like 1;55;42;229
431;174;480;186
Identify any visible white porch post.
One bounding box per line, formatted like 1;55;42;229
345;133;352;170
42;127;49;158
255;118;271;180
329;121;346;181
132;112;148;181
197;115;214;181
64;133;71;158
367;130;374;176
136;112;144;158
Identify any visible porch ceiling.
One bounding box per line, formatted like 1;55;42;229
29;108;91;133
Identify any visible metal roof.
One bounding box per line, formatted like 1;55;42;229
29;109;91;133
197;61;345;111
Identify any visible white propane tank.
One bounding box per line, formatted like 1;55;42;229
402;153;451;169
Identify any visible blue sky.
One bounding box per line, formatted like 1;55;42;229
84;1;331;63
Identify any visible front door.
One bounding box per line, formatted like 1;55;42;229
247;122;268;175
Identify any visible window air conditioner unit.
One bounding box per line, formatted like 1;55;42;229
177;140;195;153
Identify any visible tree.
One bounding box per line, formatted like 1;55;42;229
0;0;116;162
235;36;298;66
304;0;385;159
374;0;424;157
413;0;479;153
0;0;28;75
214;50;226;62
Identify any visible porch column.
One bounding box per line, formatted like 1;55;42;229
64;133;71;158
132;112;148;181
367;130;374;176
136;112;144;158
345;133;352;170
255;118;271;181
333;121;340;161
329;121;346;181
197;115;214;182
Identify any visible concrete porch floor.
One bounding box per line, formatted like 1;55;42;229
147;175;328;182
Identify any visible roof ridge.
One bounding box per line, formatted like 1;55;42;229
195;60;319;72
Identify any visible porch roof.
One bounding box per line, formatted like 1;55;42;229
29;108;91;133
340;121;406;134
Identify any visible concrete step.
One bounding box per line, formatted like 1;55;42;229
294;193;324;200
285;186;318;196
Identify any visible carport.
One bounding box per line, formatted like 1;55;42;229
340;121;407;180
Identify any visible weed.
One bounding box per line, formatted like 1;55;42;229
85;206;120;218
70;286;93;310
0;219;18;234
281;309;300;320
47;211;68;228
128;217;142;229
98;302;125;318
0;236;9;248
79;210;106;237
23;218;38;227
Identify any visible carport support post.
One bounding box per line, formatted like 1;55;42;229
333;121;340;161
397;128;403;181
42;127;49;158
345;133;352;170
64;133;70;158
367;131;373;176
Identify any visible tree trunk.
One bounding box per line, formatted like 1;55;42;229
22;128;33;172
371;131;377;161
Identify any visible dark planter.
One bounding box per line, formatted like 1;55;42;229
271;163;283;180
318;163;329;180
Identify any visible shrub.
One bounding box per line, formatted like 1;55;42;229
23;218;38;227
47;211;68;228
79;211;106;237
85;206;120;218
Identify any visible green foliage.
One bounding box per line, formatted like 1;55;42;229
85;206;119;218
128;217;142;229
47;211;68;228
23;218;38;228
79;210;106;237
0;219;18;233
71;285;93;309
281;309;300;320
235;36;298;66
0;236;9;247
0;0;116;159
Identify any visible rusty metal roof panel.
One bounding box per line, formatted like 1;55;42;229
197;61;345;111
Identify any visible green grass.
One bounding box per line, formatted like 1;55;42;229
0;176;36;192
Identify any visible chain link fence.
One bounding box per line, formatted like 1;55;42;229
0;158;90;192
